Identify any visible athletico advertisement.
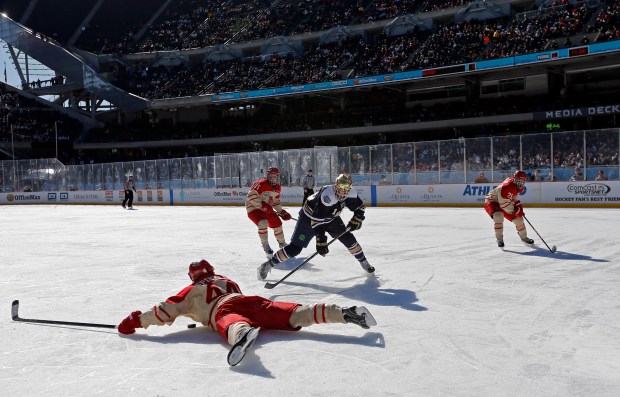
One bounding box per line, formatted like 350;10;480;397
374;181;619;207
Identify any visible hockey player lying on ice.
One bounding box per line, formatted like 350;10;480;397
118;259;376;366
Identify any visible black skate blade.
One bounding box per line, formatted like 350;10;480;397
227;327;260;366
357;307;377;327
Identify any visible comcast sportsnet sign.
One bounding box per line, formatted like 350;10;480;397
6;194;42;202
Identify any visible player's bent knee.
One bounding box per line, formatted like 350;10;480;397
286;244;303;257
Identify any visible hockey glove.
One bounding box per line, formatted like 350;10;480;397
279;210;292;221
513;204;524;218
347;209;365;231
118;310;142;335
316;235;329;256
347;216;364;231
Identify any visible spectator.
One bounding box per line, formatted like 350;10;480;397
378;175;391;185
595;170;608;181
570;167;584;181
475;172;489;183
547;170;558;182
533;169;544;182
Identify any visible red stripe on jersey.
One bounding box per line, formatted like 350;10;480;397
166;285;193;303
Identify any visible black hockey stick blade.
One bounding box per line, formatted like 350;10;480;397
523;216;557;254
264;228;351;289
11;299;19;320
11;300;116;329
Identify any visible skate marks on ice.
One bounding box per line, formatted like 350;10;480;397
489;280;614;388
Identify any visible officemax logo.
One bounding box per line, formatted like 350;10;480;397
8;194;41;201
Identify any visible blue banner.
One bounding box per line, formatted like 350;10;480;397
210;41;620;103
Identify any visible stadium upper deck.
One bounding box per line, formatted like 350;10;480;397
0;0;618;163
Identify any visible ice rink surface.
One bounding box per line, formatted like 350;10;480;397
1;205;619;396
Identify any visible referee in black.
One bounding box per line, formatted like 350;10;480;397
122;174;137;209
301;169;316;204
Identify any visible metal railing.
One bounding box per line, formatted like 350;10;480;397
1;128;618;192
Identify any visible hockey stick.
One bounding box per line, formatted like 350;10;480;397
523;216;557;253
11;300;117;329
264;227;351;289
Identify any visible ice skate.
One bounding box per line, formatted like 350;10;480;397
261;243;273;256
227;327;260;366
122;204;126;209
497;239;505;248
342;306;376;329
359;259;375;274
257;258;275;281
521;237;534;244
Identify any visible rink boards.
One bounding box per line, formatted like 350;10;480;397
1;181;619;207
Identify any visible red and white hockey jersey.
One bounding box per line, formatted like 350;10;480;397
485;177;523;215
245;178;283;215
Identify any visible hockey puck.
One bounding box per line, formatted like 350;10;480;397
187;324;196;329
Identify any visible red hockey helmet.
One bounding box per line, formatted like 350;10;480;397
513;170;527;188
266;167;280;186
188;260;214;282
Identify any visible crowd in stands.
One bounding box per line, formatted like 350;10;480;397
105;0;611;101
0;85;80;146
587;0;620;41
3;0;619;171
87;0;481;54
